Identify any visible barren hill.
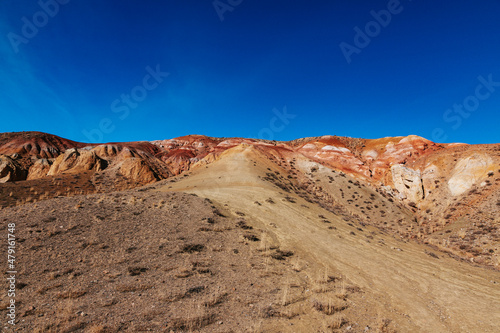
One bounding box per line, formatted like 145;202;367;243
1;131;499;332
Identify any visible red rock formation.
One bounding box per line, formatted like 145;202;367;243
1;131;499;211
0;131;89;158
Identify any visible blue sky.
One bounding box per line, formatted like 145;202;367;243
1;0;499;144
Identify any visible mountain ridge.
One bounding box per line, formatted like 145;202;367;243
1;131;499;269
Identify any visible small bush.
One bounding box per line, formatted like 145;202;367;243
271;249;294;260
328;313;347;329
312;298;347;315
181;244;205;253
243;234;259;242
127;267;148;276
236;221;253;229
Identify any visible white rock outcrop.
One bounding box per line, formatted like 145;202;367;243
448;154;494;196
391;164;424;203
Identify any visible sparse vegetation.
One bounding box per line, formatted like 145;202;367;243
312;298;347;315
2;132;500;332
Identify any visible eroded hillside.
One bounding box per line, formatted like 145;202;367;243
1;131;500;332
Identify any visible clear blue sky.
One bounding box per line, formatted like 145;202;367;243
1;0;499;144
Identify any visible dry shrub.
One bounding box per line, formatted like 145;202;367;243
271;249;294;260
243;234;260;242
127;266;148;276
375;318;396;333
312;280;329;293
203;291;228;307
180;244;205;253
321;313;347;331
259;305;277;318
276;308;299;319
312;298;347;315
259;305;297;319
328;313;347;329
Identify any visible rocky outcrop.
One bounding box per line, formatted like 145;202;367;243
116;158;159;183
421;164;439;198
47;148;107;176
27;158;52;180
92;144;122;158
391;164;424;203
362;136;443;182
448;154;495;196
0;155;26;183
297;138;371;179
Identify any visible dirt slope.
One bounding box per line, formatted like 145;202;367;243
160;144;500;332
3;189;334;332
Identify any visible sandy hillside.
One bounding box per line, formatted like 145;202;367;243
160;143;500;333
1;132;500;332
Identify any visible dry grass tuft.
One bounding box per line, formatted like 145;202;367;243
326;313;347;330
180;243;205;253
203;290;228;307
312;298;347;315
375;318;396;333
335;280;348;300
312;280;329;293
